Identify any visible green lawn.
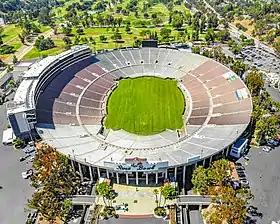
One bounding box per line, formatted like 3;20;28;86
22;39;65;60
105;77;185;135
2;24;19;43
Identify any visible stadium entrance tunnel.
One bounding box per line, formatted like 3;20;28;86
104;76;187;135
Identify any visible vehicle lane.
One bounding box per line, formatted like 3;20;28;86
0;104;34;224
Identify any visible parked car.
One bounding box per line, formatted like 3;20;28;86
236;166;245;170
27;156;35;163
263;146;273;152
19;154;31;162
242;184;250;189
22;146;35;154
240;180;249;185
21;169;33;179
235;162;243;167
267;139;279;147
238;173;246;178
239;178;247;182
243;155;250;161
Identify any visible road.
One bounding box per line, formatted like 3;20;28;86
0;103;34;224
264;83;280;103
202;0;277;55
239;145;280;224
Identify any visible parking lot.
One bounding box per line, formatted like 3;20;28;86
240;46;280;74
238;145;280;223
0;104;34;224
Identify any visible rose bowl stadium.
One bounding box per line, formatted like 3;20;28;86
7;45;252;188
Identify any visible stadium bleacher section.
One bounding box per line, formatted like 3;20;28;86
9;46;252;186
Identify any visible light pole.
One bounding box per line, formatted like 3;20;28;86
200;149;203;158
72;149;76;161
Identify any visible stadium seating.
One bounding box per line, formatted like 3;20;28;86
36;47;252;141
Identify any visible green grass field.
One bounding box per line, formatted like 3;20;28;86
105;77;185;135
22;39;65;60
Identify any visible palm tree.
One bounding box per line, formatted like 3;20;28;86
96;182;110;206
153;189;159;207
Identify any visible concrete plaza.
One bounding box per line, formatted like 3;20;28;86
96;184;175;216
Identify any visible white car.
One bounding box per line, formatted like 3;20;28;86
27;156;35;162
21;169;33;179
263;146;272;152
240;180;249;186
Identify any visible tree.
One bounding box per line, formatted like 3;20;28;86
205;28;216;44
239;34;247;42
191;46;200;54
246;71;264;96
63;37;72;49
172;13;184;29
153;184;176;208
191;166;209;194
153;189;159;207
111;32;122;41
192;159;249;224
38;7;52;26
74;35;80;45
160;183;176;206
125;24;131;33
231;60;248;76
134;38;142;47
0;36;3;45
231;43;242;55
18;34;25;44
216;29;230;43
13;138;25;148
200;15;206;33
31;23;41;33
12;55;18;64
207;159;231;186
99;35;107;42
207;14;219;29
76;28;84;35
273;37;280;56
28;143;79;223
255;115;279;143
62;25;72;36
160;28;171;40
205;186;247;224
34;36;55;51
192;29;199;41
96;182;115;206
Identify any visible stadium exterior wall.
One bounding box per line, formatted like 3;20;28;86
69;145;231;190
